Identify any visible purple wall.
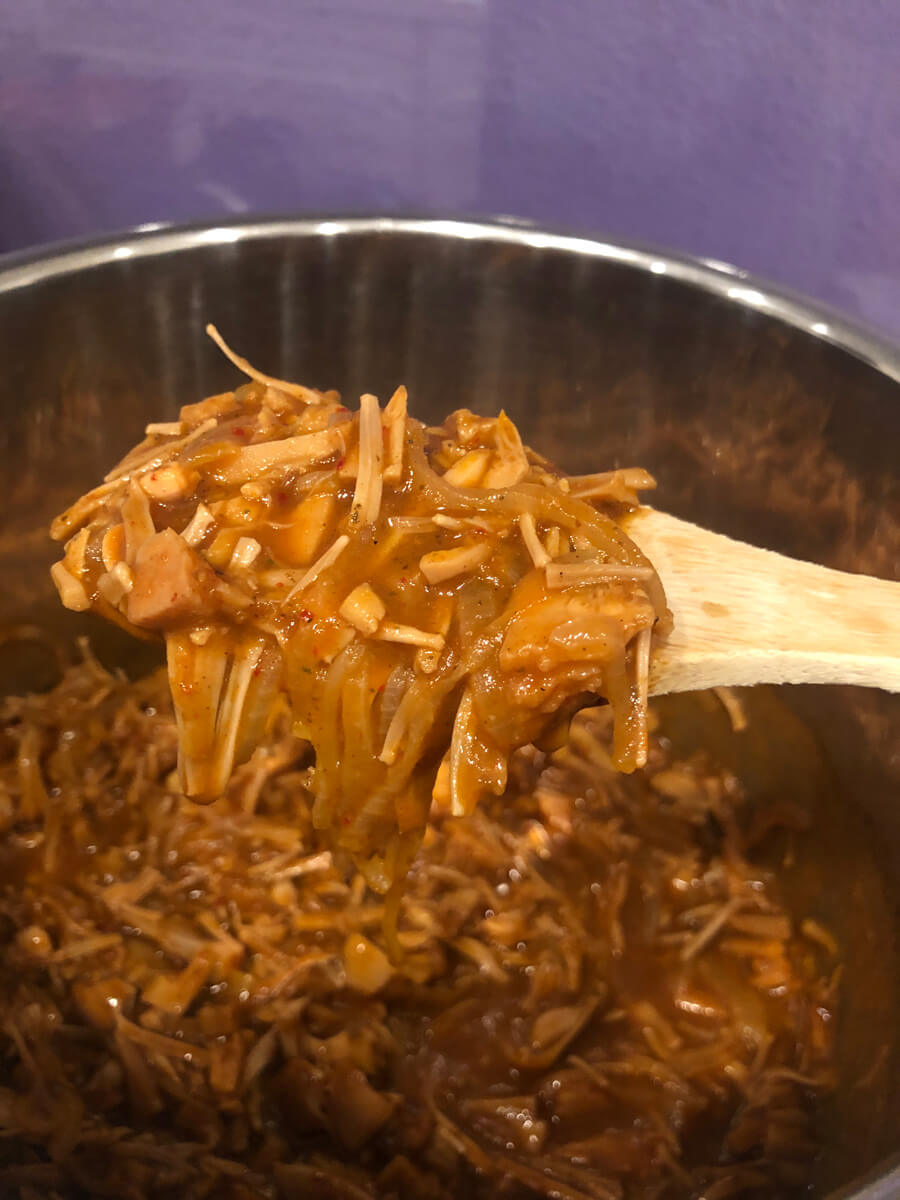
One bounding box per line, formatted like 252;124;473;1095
2;0;899;334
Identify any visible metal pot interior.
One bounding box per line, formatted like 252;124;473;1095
0;218;897;1196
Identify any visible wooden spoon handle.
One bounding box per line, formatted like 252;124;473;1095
627;509;900;695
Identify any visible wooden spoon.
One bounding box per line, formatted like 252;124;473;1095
626;508;900;696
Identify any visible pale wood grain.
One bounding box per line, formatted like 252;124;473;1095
626;508;900;695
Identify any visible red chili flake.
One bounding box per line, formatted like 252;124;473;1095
312;646;319;657
336;406;350;413
336;457;345;469
276;581;285;588
252;666;262;677
277;490;289;504
298;609;314;622
399;577;408;585
150;473;158;481
377;683;385;693
232;426;247;437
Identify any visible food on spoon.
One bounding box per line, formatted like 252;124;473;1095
51;326;669;889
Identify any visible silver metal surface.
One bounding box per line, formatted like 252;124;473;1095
0;216;897;1197
2;215;900;384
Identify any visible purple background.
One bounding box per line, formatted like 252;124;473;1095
2;0;899;335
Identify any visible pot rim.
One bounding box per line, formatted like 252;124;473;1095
1;211;899;385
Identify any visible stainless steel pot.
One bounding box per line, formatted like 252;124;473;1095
0;217;897;1197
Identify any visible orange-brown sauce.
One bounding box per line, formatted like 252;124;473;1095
51;380;666;891
0;658;839;1199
